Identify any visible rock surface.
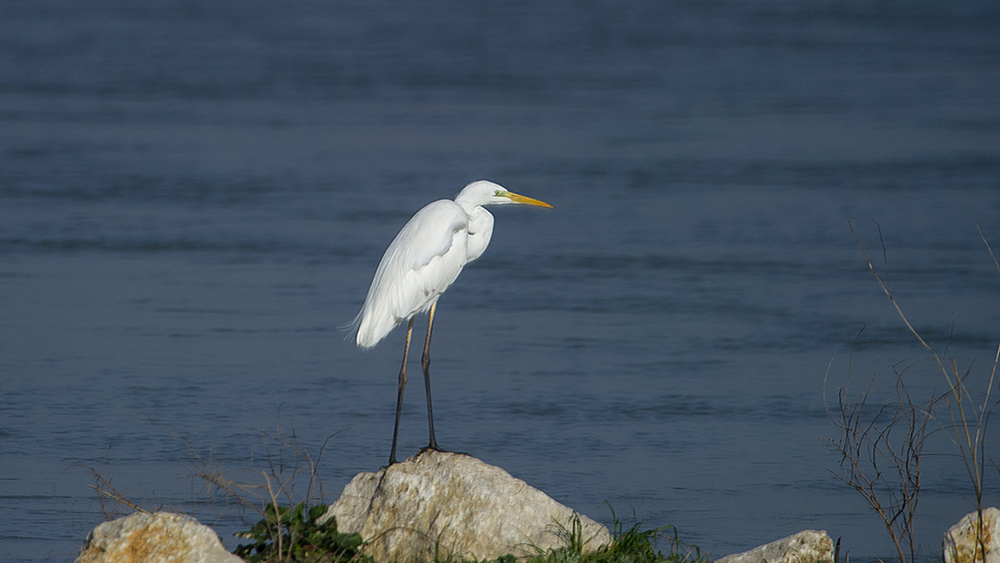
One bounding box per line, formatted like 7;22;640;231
74;511;241;563
320;450;611;562
71;457;846;563
714;530;833;563
944;507;1000;563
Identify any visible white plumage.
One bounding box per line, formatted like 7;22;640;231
350;179;549;348
347;179;552;464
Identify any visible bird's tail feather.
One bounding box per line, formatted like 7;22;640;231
340;312;362;345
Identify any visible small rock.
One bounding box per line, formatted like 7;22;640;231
944;507;1000;563
321;450;611;562
714;530;833;563
75;511;242;563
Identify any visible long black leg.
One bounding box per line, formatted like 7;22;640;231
421;302;442;452
388;318;414;465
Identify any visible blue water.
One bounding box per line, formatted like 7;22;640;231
2;1;1000;561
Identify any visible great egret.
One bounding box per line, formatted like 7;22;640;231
348;180;552;464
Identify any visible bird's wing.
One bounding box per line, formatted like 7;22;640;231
403;203;467;273
392;201;469;310
354;200;469;347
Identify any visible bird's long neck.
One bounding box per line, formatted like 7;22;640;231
453;195;478;215
464;206;495;263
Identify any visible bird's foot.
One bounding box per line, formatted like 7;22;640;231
419;443;445;454
418;444;476;460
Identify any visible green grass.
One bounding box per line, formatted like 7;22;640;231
234;502;364;563
233;504;709;563
514;510;708;563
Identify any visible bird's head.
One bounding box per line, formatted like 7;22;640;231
455;180;553;210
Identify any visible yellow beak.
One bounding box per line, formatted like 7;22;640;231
502;191;554;208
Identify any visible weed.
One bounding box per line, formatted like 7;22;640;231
518;509;708;563
234;502;365;563
826;222;1000;563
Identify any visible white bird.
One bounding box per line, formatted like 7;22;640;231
348;180;552;464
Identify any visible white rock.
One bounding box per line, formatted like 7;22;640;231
75;511;242;563
714;530;833;563
321;450;611;562
944;507;1000;563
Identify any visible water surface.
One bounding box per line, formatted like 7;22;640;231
2;1;1000;561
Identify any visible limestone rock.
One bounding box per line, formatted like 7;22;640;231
944;507;1000;563
75;511;241;563
320;450;611;562
714;530;833;563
